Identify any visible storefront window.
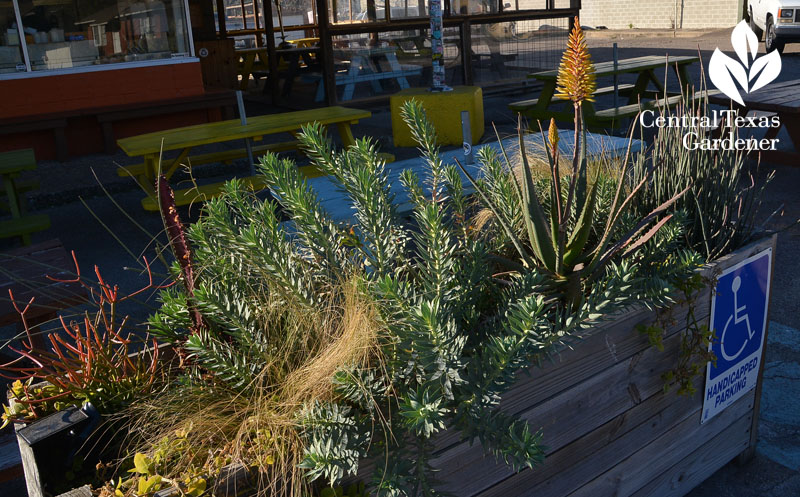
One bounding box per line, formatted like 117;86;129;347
331;0;386;24
1;3;27;73
0;0;191;74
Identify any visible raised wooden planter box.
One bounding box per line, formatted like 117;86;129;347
427;235;776;497
50;236;777;497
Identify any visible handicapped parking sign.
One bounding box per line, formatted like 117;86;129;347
702;248;772;424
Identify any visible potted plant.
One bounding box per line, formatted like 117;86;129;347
2;255;169;497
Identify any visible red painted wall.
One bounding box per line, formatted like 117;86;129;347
0;61;219;160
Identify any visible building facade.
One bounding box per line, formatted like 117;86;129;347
579;0;745;30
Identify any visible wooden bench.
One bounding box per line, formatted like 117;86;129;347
509;84;637;116
116;141;299;180
0;116;68;162
0;179;39;212
593;89;720;122
139;163;323;211
0;149;50;245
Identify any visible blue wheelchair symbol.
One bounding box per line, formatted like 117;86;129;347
709;251;770;381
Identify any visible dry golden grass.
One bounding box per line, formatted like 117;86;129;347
119;277;385;497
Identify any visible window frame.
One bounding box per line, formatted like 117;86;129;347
0;0;196;80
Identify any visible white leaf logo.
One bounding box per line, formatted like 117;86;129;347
709;20;782;106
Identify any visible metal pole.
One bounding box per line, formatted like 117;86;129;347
429;0;451;91
236;91;257;176
461;110;473;165
613;43;618;112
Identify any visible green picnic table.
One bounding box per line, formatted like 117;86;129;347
510;55;714;129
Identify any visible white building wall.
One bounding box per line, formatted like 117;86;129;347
579;0;744;30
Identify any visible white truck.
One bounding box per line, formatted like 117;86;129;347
747;0;800;53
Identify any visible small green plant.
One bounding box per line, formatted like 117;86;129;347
2;379;74;428
638;272;717;396
99;425;209;497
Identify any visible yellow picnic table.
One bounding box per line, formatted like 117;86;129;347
288;37;320;48
237;47;270;91
116;106;388;211
1;149;50;245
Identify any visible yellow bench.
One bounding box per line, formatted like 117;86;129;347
116;141;299;180
0;149;50;245
117;106;393;211
139;164;324;211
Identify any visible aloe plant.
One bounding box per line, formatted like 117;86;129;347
459;18;689;304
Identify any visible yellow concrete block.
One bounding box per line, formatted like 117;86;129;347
390;86;484;147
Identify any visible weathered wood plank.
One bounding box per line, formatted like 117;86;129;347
55;485;93;497
630;420;751;497
566;390;755;497
500;296;710;416
432;298;710;455
476;376;705;497
434;327;696;495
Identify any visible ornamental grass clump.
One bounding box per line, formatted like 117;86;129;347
458;17;690;306
121;173;387;497
630;96;775;260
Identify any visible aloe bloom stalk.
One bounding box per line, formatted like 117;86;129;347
459;18;688;305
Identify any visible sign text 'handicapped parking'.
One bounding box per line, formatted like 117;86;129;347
702;248;772;424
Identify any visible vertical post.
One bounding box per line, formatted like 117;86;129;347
216;0;227;38
674;0;678;37
236;91;256;176
461;19;473;86
613;43;618;112
316;0;337;104
461;110;473;165
240;0;248;29
261;0;280;101
430;0;451;91
254;0;263;46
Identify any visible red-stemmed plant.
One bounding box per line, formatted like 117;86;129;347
1;252;172;427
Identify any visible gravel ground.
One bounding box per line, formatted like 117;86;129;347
1;26;799;497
